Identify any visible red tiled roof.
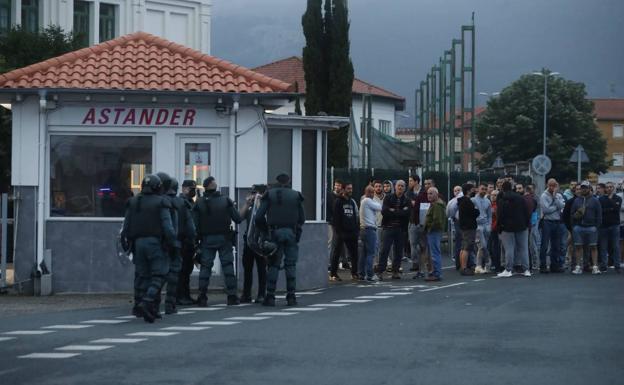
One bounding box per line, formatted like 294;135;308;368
0;31;290;93
252;56;405;101
591;99;624;120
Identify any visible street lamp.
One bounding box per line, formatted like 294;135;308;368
532;70;560;156
478;91;500;98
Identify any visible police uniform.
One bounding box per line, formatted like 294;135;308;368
255;174;305;306
121;174;176;323
192;179;243;306
177;180;198;305
241;189;267;303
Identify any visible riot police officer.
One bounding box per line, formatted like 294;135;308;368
240;184;268;304
163;177;195;314
177;180;198;305
192;177;243;306
121;174;176;323
255;174;305;307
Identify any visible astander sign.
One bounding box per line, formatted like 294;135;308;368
81;107;197;126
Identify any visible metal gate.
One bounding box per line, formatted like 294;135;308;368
1;193;14;291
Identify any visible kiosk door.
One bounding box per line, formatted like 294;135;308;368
179;138;215;195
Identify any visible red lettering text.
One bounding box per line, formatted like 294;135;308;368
82;108;95;124
113;108;125;124
122;109;136;125
170;109;182;126
98;108;110;124
183;109;196;125
139;109;154;125
156;109;169;125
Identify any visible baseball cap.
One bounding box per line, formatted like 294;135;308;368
580;180;591;188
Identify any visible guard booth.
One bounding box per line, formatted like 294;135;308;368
0;32;347;294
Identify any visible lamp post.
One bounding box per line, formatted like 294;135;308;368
532;70;560;156
478;91;499;100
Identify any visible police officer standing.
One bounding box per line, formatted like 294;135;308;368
193;177;243;306
240;184;267;304
255;174;305;307
177;180;198;305
121;174;177;323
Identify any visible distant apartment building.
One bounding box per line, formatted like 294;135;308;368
0;0;211;53
592;98;624;180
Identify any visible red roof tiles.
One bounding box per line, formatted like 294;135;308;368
0;32;290;93
253;56;405;102
591;99;624;120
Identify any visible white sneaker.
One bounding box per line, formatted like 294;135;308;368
591;265;601;275
371;274;381;282
572;265;582;275
497;270;513;278
523;270;532;277
474;266;484;274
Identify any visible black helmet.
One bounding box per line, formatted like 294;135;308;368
141;174;162;194
156;172;171;195
168;177;179;195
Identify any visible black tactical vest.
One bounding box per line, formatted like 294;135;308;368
266;187;303;227
196;192;233;235
172;195;192;240
126;194;168;239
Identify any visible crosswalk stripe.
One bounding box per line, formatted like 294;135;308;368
4;330;55;335
333;299;371;303
42;325;94;330
0;337;17;342
56;345;114;351
375;292;411;295
127;332;179;337
160;326;211;331
283;307;325;311
192;321;240;326
224;317;270;321
19;353;81;359
254;312;298;316
81;320;130;324
309;304;349;307
356;296;392;299
90;338;146;344
183;307;222;311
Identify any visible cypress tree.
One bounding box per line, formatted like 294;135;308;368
301;0;325;115
294;81;302;115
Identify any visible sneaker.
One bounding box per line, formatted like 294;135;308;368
425;275;441;282
591;265;601;275
460;268;475;276
497;270;513;278
366;276;375;282
539;266;549;274
351;274;360;281
371;274;382;281
474;266;484;274
391;272;401;280
329;275;342;282
572;265;582;275
522;270;532;277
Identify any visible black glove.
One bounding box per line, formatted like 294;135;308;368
121;236;130;253
295;226;302;243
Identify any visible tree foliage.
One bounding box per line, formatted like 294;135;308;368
475;71;608;182
0;26;81;192
301;0;325;116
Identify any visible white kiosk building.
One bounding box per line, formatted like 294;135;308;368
0;31;347;293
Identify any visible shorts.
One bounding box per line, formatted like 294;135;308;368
461;229;477;252
573;226;598;247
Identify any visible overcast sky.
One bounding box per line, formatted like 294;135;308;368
211;0;623;118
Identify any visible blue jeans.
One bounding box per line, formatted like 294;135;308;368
427;231;442;278
359;227;377;278
378;227;404;273
599;225;621;269
573;226;598;246
501;230;529;271
540;220;562;269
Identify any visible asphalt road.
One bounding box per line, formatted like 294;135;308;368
1;269;623;385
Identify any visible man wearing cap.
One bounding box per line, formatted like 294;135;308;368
255;174;305;306
539;178;566;273
177;180;198;305
570;181;603;275
193;177;243;306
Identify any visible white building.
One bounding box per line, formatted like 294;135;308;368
0;0;211;53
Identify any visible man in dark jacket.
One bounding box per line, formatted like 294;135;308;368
570;181;603;275
407;175;428;274
496;181;531;278
377;180;411;280
458;183;480;276
598;182;622;272
330;182;360;281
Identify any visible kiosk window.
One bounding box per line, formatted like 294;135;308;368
50;135;152;217
301;130;317;220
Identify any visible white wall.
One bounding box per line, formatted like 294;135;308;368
235;106;267;188
11;97;40;186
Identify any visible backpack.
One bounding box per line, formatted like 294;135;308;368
246;194;278;257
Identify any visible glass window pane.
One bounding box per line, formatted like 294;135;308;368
99;3;116;42
50;136;152;217
73;0;90;47
184;143;211;195
21;0;39;33
267;129;292;184
0;0;10;37
301;130;317;220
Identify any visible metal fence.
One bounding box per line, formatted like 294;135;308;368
1;193;14;291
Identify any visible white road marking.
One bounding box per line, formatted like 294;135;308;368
419;282;466;292
19;353;81;359
127;332;179;337
309;303;349;307
473;279;486;282
356;296;392;299
254;312;298;316
192;321;240;326
174;311;195;315
442;265;456;270
81;320;130;325
224;317;270;321
284;307;325;312
0;337;17;342
56;345;114;351
390;288;414;291
375;292;411;296
401;285;428;288
91;338;146;344
296;292;322;295
275;295;286;299
4;330;55;335
116;316;137;319
211;304;227;307
42;325;94;330
183;307;222;311
333;299;371;303
160;326;211;331
211;304;252;307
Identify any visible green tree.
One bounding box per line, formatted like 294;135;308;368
0;25;81;192
475;71;608;182
294;81;302;115
301;0;325;116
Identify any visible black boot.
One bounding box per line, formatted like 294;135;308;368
286;293;297;306
132;304;143;318
137;301;156;324
197;293;208;307
254;295;265;304
165;302;177;315
227;295;240;306
262;295;276;307
240;294;252;304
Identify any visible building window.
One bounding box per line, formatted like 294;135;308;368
0;0;10;36
99;2;116;42
454;137;462;152
613;153;624;167
301;130;317;220
50;135;152;217
613;124;623;138
21;0;39;33
267;129;292;183
73;0;91;47
378;120;391;135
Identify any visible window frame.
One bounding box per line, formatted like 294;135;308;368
99;2;117;43
0;0;11;37
613;153;624;167
73;0;91;48
378;119;391;135
613;124;624;139
46;132;155;221
21;0;39;34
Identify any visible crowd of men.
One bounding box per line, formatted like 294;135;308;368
327;175;623;283
120;172;305;324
